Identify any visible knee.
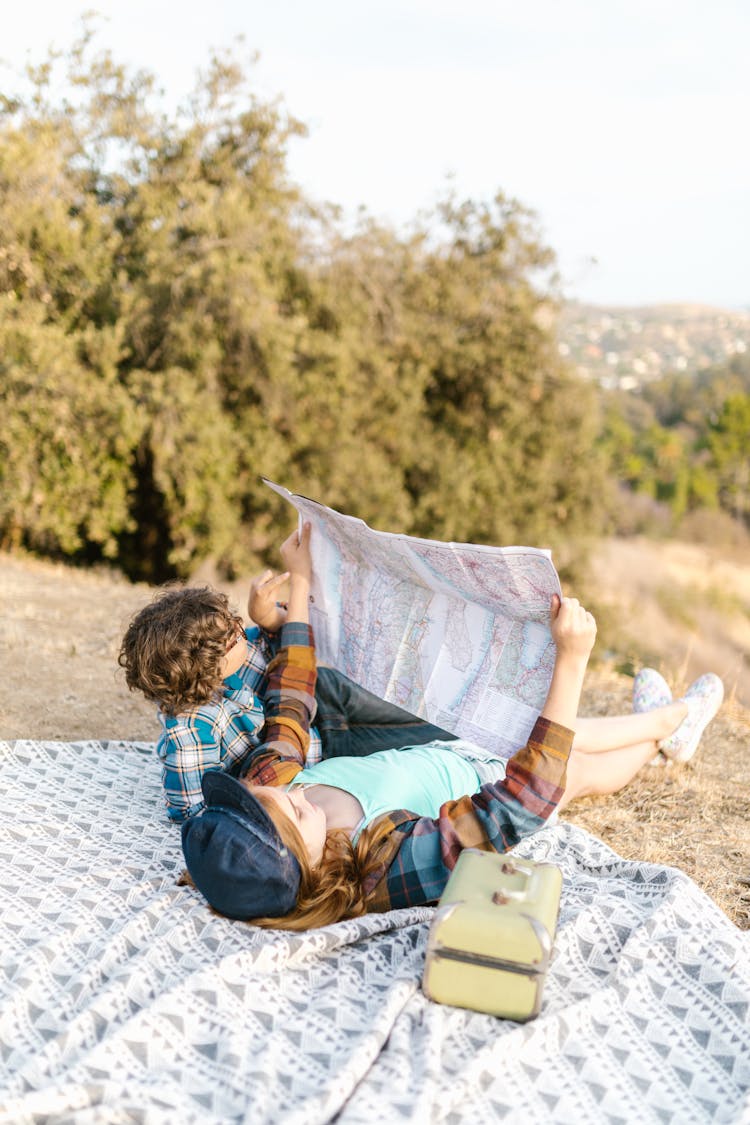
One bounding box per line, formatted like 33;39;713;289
314;667;352;723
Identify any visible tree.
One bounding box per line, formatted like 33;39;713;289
0;37;144;560
705;393;750;526
395;194;608;554
0;304;141;558
1;25;609;581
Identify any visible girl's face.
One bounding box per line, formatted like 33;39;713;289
256;785;327;867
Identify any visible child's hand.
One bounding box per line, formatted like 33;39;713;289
549;594;597;660
248;570;289;631
280;522;313;585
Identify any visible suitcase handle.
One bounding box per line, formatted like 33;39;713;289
491;859;540;904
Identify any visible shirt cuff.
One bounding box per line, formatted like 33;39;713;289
528;714;575;752
278;621;314;649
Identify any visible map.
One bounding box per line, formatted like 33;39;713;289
264;479;563;759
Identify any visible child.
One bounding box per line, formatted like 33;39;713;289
181;525;724;929
119;532;453;822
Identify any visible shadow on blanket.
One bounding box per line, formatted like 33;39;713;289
1;739;749;1124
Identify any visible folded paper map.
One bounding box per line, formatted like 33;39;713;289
264;479;563;759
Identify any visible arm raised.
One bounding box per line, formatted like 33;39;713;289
541;594;597;732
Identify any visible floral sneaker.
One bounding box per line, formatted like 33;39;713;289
658;673;724;764
632;668;673;713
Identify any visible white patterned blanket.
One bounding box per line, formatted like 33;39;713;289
1;739;749;1125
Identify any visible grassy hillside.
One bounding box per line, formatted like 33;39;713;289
586;537;750;709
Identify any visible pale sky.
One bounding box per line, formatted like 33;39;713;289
2;0;748;308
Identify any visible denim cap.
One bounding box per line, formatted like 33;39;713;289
181;771;301;920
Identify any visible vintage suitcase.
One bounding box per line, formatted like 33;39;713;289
422;849;562;1021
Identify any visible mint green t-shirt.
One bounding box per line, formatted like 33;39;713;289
288;740;484;841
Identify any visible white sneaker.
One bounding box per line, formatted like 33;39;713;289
658;674;724;764
632;667;673;713
633;669;673;765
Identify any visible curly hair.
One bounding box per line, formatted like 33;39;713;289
245;788;389;931
118;586;244;715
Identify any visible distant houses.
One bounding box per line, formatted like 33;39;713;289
559;303;750;388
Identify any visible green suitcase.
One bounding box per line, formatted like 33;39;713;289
422;849;562;1021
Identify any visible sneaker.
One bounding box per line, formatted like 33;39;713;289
658;673;724;764
633;667;673;713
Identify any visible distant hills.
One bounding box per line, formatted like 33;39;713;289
558;302;750;388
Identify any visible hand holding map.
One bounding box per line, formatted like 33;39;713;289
264;479;562;759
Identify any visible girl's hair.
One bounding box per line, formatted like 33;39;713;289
248;790;387;930
118;586;244;715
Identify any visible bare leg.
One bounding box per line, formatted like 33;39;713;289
558;740;660;811
573;702;687;754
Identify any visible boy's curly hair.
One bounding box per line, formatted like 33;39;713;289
118;586;244;716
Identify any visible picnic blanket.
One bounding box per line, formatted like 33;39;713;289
1;738;749;1124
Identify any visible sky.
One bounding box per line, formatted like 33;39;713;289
1;0;748;309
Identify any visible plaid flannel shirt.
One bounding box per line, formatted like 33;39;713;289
157;625;322;822
242;625;574;912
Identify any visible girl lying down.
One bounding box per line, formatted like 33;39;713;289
181;524;723;930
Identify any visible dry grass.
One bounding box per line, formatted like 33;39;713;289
1;546;748;929
567;666;750;929
587;536;750;708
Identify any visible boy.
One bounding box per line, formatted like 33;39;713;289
119;537;453;822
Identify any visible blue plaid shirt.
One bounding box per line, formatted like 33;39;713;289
156;626;323;822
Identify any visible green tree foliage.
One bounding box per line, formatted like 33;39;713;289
705;393;750;524
599;409;693;517
598;355;750;534
1;26;608;581
392;196;607;554
0;303;141;556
